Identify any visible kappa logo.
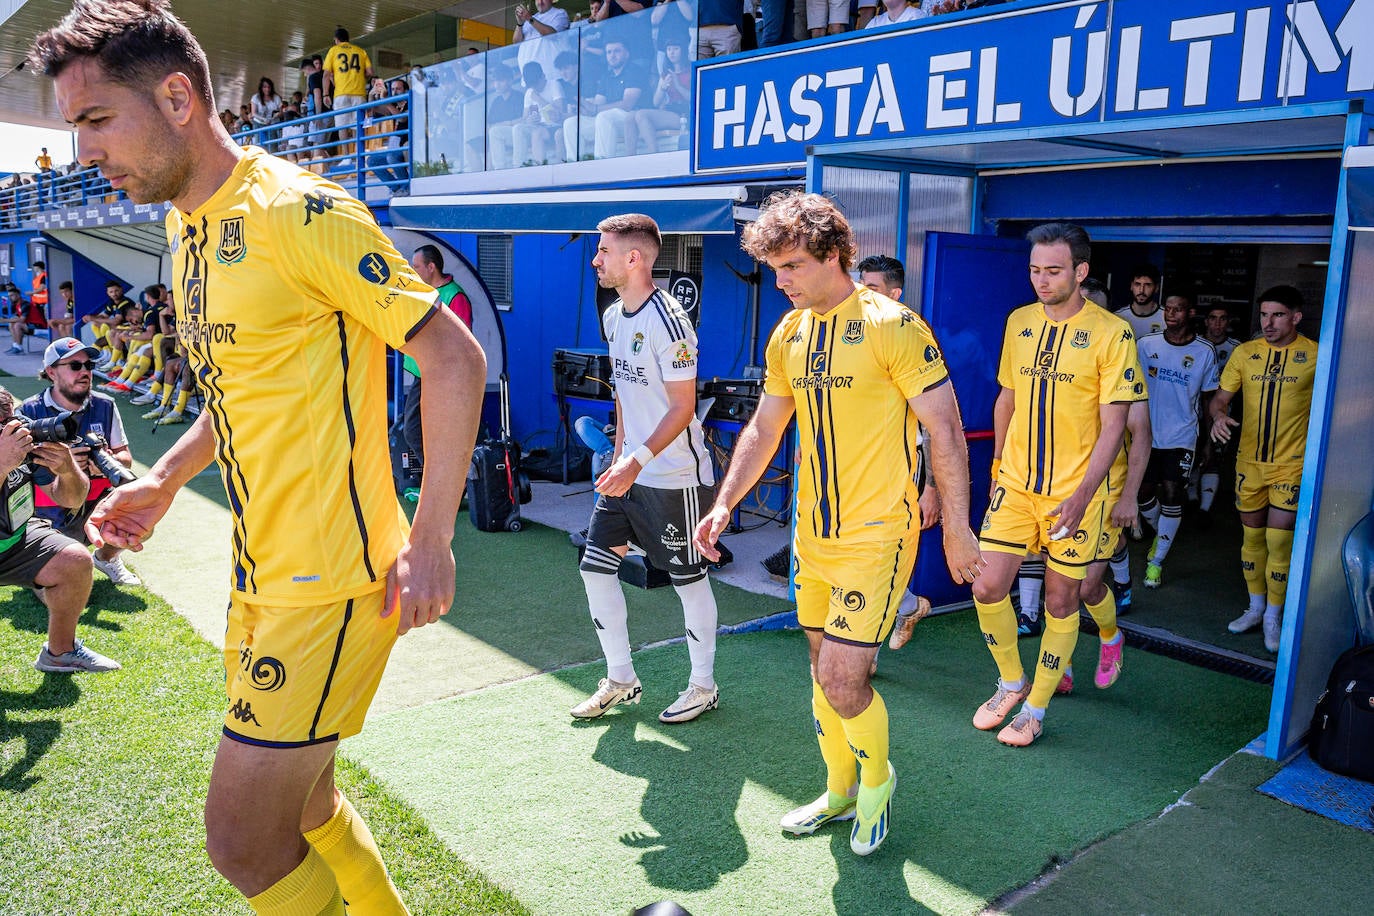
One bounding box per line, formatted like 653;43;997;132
1063;547;1080;558
842;319;864;344
1071;329;1090;349
357;253;391;284
1250;352;1262;360
1121;330;1134;342
227;699;261;727
899;309;919;327
829;614;853;632
1018;327;1034;338
302;192;334;225
216;216;246;265
785;331;804;343
631;332;645;355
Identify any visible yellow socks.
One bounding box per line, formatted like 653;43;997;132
1265;527;1294;609
976;596;1024;683
1084;591;1118;643
303;795;408;916
1241;524;1268;606
840;688;890;789
812;680;857;796
247;846;343;915
1029;611;1079;708
174;389;191;413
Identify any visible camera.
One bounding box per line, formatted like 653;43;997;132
14;410;137;487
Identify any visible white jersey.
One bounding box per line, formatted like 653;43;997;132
1206;335;1242;369
603;288;713;489
1137;333;1220;449
1115;304;1166;341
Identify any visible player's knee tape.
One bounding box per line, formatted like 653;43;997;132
579;543;623;575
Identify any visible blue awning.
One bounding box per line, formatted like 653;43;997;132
1347;146;1374;231
389;185;749;234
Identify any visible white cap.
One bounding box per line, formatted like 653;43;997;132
42;337;101;370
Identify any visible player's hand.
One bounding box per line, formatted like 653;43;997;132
918;486;942;532
382;535;455;635
84;476;172;551
943;526;984;584
0;420;33;474
693;505;731;563
1047;492;1089;543
1211;413;1238;444
594;452;641;498
1109;496;1139;531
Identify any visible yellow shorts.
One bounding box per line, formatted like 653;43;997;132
979;483;1108;580
1235;459;1302;513
794;534;918;647
222;589;397;747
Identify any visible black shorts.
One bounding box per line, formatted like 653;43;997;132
582;482;716;584
34;500;98;545
0;517;80;588
1145;448;1195;487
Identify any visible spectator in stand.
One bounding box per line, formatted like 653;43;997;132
300;57;323;117
594;0;654;53
548;51;581;163
759;0;795;46
514;0;571;83
279;104;307;164
367;81;410;189
324;27;375;145
250;76;281;131
512;60;566;166
563;38;647;160
865;0;927;27
481;65;526;171
234;104;251;133
806;0;849;36
652;0;693;52
697;0;743;57
50;280;76;340
34;147;54;173
625;36;689;155
573;0;606;27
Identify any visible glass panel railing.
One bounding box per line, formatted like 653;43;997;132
408;3;693;178
0;95;412;225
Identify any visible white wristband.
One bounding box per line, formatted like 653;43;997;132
631;445;654;468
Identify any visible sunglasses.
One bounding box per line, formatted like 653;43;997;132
57;360;97;371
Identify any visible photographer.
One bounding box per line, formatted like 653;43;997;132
22;337;140;587
0;383;119;673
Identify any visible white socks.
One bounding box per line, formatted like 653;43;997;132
674;576;718;689
581;568;635;683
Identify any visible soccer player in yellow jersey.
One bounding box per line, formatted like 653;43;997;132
323;27;374;142
1209;286;1317;653
34;3;485;914
695;192;982;856
972;222;1145;748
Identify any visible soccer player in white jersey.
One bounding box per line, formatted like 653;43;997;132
570;213;722;724
1135;293;1219;588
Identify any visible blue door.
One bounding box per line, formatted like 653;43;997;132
913;231;1031;607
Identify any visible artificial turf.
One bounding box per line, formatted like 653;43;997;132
0;582;528;915
349;612;1270;916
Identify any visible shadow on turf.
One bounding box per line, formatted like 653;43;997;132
0;581;148;639
0;675;81;792
583;715;748;892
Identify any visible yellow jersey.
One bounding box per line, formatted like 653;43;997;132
324;42;372;98
764;286;949;542
1219;334;1318;465
996;302;1145;501
166;147;439;606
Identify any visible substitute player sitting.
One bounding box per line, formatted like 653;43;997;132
971;222;1145;748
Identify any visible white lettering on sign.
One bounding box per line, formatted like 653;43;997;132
710;63;903;149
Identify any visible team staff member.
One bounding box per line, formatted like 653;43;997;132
1192;305;1243;516
571;213;722;725
0;384;118;673
972;223;1145;748
695;192;981;856
23;336;141;587
1210;286;1317;653
35;3;486;914
403;244;472;486
50;278;77;339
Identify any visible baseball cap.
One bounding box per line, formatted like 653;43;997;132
43;337;101;370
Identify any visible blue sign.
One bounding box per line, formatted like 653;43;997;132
692;0;1374;172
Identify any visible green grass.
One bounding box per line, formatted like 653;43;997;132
0;583;527;915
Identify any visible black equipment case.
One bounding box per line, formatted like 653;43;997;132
1309;643;1374;782
468;374;531;533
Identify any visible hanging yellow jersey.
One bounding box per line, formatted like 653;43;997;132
996;302;1145;501
1219;334;1318;465
166;147;439;606
764;286;949;543
324;41;372;98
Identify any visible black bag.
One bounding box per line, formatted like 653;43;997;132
468;374;531;533
1308;644;1374;782
388;419;422;497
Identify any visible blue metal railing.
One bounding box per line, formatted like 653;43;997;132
0;93;411;227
